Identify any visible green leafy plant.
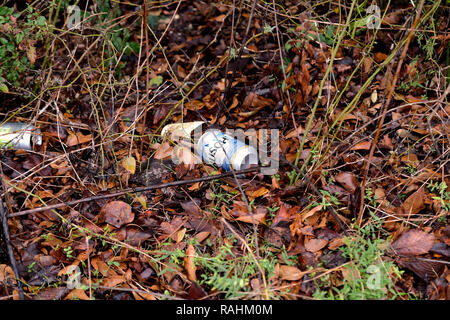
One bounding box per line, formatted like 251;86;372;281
427;181;450;212
266;205;280;226
194;238;278;299
0;5;47;92
312;205;407;300
63;246;74;259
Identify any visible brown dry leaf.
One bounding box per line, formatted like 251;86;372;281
382;8;409;25
100;201;134;228
401;154;419;166
33;287;69;300
272;203;291;227
341;263;359;282
391;229;436;256
176;228;187;243
101;274;126;288
242;92;273;110
272;176;280;189
381;135;394;149
125;227;151;246
64;289;90;300
245;187;269;198
335;172;358;193
91;258;110;277
229;200;249;217
305;238;328;253
279;265;304;281
128;283;156;300
153;141;173;160
403;187;425;215
301;205;323;221
195;231;210;243
213;14;226;22
374;52;388;63
350;141;371;151
0;264;16;284
66;131;92;147
328;237;345;250
396;256;444;280
285;126;305;139
184;244;197;281
228;95;239;111
188;182;201;191
235;213;266;225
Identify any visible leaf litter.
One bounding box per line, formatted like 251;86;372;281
0;0;449;300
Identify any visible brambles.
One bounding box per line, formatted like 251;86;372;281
0;5;47;92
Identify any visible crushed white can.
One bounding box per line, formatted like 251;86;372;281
0;122;42;150
196;129;258;171
161;121;258;171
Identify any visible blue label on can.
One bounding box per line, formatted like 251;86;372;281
198;131;247;170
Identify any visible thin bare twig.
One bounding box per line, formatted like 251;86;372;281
7;167;260;218
357;0;426;226
0;163;24;300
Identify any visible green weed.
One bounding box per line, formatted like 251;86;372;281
0;5;47;92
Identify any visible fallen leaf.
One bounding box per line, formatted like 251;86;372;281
64;289;90;300
391;229;435;256
272;176;280;189
245;187;269;198
271;203;291;227
129;283;156;300
33;287;69;300
213;14;226;22
305;238;328;252
153;141;173;160
302;205;323;221
125;227;151;246
235;212;266;225
194;231;210;243
176;228;186;243
328;237;345;250
279;265;304;281
122;156;136;174
242;92;273;110
285;126;305;139
374;52;387;63
401;153;419;166
403;187;425;215
66;131;92;147
184;244;197;281
91;258;111;277
101;274;126;287
350;141;371;151
396;256;444;280
0;264;16;284
188;281;207;299
134;194;147;209
371;90;378;103
100;201;134;228
335;172;358;193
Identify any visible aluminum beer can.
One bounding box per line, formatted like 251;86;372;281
196;129;258;171
0;122;42;150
